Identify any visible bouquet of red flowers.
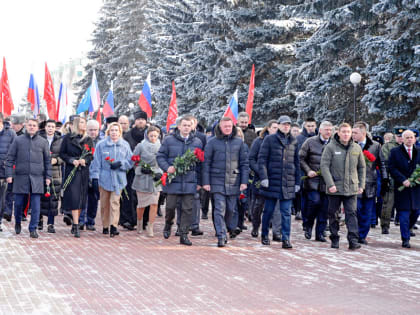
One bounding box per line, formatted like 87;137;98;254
363;150;376;164
155;148;204;186
62;144;94;191
131;155;153;173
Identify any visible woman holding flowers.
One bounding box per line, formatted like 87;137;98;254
90;122;133;237
60;117;94;238
132;126;162;236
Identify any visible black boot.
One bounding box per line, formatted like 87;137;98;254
330;236;339;249
163;223;172;239
304;226;312;240
180;234;192;246
157;207;163;217
110;225;119;237
217;238;225;248
15;223;21;235
402;239;411;248
261;235;270;245
73;224;80;238
71;224;75;234
103;227;109;234
251;227;258;238
381;227;389;234
282;240;293;249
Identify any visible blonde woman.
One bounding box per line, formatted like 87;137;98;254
132;126;162;237
59;117;94;238
90;122;133;237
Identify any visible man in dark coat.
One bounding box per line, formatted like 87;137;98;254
388;130;420;248
6;118;52;238
299;120;333;242
203;117;249;247
295;117;317;222
10;114;26;136
38;120;63;233
258;115;300;249
237;112;257;148
352;121;387;244
121;110;148;230
157;116;203;246
0;113;16;232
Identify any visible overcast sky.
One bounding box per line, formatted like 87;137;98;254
0;0;102;108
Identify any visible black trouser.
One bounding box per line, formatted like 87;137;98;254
201;189;210;216
119;169;137;226
165;194;193;235
251;194;265;230
327;195;359;244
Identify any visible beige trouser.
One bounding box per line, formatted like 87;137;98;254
99;187;121;228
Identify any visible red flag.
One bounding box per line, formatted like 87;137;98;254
96;109;102;130
43;63;56;120
0;57;14;117
166;81;178;132
245;64;255;123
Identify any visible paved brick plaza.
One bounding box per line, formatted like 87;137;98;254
0;214;419;314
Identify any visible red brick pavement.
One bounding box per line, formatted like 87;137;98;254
0;214;419;314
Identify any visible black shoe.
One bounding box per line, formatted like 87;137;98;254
122;222;134;231
103;227;109;235
402;240;411;248
0;225;2;232
157;207;163;217
304;227;312;240
349;242;361;250
282;240;293;249
413;225;418;230
295;211;302;220
3;213;11;222
163;224;172;239
331;238;339;249
37;220;43;230
382;227;389;234
22;216;27;222
229;227;241;239
410;231;416;237
358;238;368;245
30;230;39;239
71;224;75;234
370;224;376;228
74;224;80;238
272;234;282;242
63;215;72;226
191;229;204;236
47;225;56;233
15;223;21;235
315;235;327;242
175;227;180;236
394;220;400;226
79;223;85;231
217;238;225;248
110;225;119;237
251;228;258;238
86;225;96;231
201;213;208;220
261;235;270;245
180;235;192;246
240;225;248;231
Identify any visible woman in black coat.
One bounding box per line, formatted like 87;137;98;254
60;117;94;238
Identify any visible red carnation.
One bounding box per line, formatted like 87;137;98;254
105;156;110;161
110;158;115;162
91;148;95;155
161;172;168;186
131;155;141;162
84;144;90;151
239;193;246;200
44;192;51;198
194;148;205;162
13;165;15;170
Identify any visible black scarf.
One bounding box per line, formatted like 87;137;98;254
131;127;146;143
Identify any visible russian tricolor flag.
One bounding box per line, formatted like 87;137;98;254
27;74;40;117
223;90;239;124
103;83;114;118
138;73;152;118
89;70;100;114
57;82;68;123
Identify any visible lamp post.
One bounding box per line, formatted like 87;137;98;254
350;72;362;124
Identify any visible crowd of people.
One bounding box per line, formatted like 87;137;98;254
0;109;419;249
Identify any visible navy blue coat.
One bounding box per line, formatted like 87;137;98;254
258;131;300;200
389;145;420;210
202;126;249;195
157;130;203;195
0;124;16;178
249;131;269;193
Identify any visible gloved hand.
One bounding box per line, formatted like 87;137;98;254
380;178;390;196
141;168;153;175
153;173;163;181
110;161;122;170
260;179;269;188
92;179;100;199
295;185;301;193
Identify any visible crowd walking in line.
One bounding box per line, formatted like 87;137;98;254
0;109;419;249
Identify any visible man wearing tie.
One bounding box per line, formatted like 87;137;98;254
388;130;420;248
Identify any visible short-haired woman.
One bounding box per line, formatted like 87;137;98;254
90;122;133;237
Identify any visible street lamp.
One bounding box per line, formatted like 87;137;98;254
350;72;362;124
